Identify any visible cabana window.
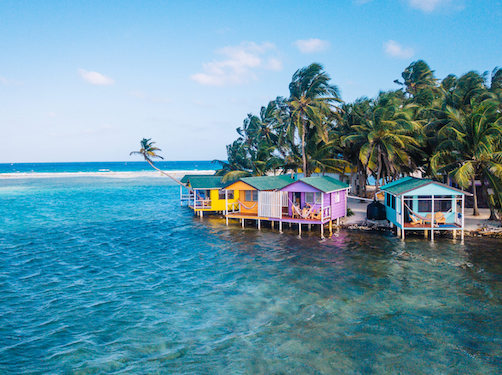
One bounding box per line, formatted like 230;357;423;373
305;192;321;204
245;190;258;202
434;195;452;212
219;190;234;200
418;195;432;212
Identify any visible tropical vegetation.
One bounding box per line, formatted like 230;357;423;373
216;61;502;219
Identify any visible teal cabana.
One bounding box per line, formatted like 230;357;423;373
379;177;472;240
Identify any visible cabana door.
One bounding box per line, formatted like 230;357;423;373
258;191;284;218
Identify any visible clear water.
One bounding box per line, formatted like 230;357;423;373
0;161;217;174
0;177;501;374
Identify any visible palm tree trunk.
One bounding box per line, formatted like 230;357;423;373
146;160;191;191
482;182;499;220
472;174;479;216
301;126;308;177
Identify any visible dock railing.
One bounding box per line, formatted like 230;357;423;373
194;199;211;210
180;192;194;206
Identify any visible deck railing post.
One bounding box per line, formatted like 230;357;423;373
225;190;229;226
401;196;405;240
461;195;465;241
431;195;435;241
321;192;324;222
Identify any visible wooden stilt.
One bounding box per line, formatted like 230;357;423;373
271;221;274;230
279;221;283;233
226;216;228;226
401;227;405;240
424;230;428;238
461;195;465;242
258;219;261;230
397;227;401;237
321;224;324;239
336;217;340;226
241;218;244;228
308;224;311;231
299;223;302;237
453;229;457;239
431;229;434;241
329;220;333;236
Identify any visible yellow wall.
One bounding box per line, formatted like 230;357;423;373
195;188;239;212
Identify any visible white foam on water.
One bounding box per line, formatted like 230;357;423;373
0;170;216;179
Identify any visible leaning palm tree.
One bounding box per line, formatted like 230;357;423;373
130;138;188;188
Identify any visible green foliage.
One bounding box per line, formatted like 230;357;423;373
217;61;502;218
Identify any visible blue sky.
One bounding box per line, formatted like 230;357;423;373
1;0;501;163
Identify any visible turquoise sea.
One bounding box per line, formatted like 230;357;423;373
0;175;501;374
0;161;216;174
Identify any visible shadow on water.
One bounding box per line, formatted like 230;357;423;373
0;178;501;374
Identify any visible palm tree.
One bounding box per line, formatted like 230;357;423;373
342;91;422;188
130;138;187;187
431;99;502;215
287;63;341;176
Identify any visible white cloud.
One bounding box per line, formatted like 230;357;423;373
383;40;414;59
266;58;283;71
0;75;22;86
293;38;330;54
78;69;114;85
191;42;282;86
408;0;454;12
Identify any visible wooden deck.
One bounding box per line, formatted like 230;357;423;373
403;222;461;230
225;212;333;224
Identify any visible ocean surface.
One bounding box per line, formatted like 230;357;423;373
0;161;217;174
0;176;501;374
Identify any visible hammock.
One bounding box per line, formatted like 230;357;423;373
288;198;317;219
238;200;257;210
404;202;451;223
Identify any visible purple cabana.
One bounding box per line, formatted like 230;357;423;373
279;176;350;227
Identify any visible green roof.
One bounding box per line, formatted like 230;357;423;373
240;175;294;190
180;174;214;184
380;177;467;196
186;176;224;189
297;176;349;193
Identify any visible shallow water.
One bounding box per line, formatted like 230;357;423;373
0;177;501;374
